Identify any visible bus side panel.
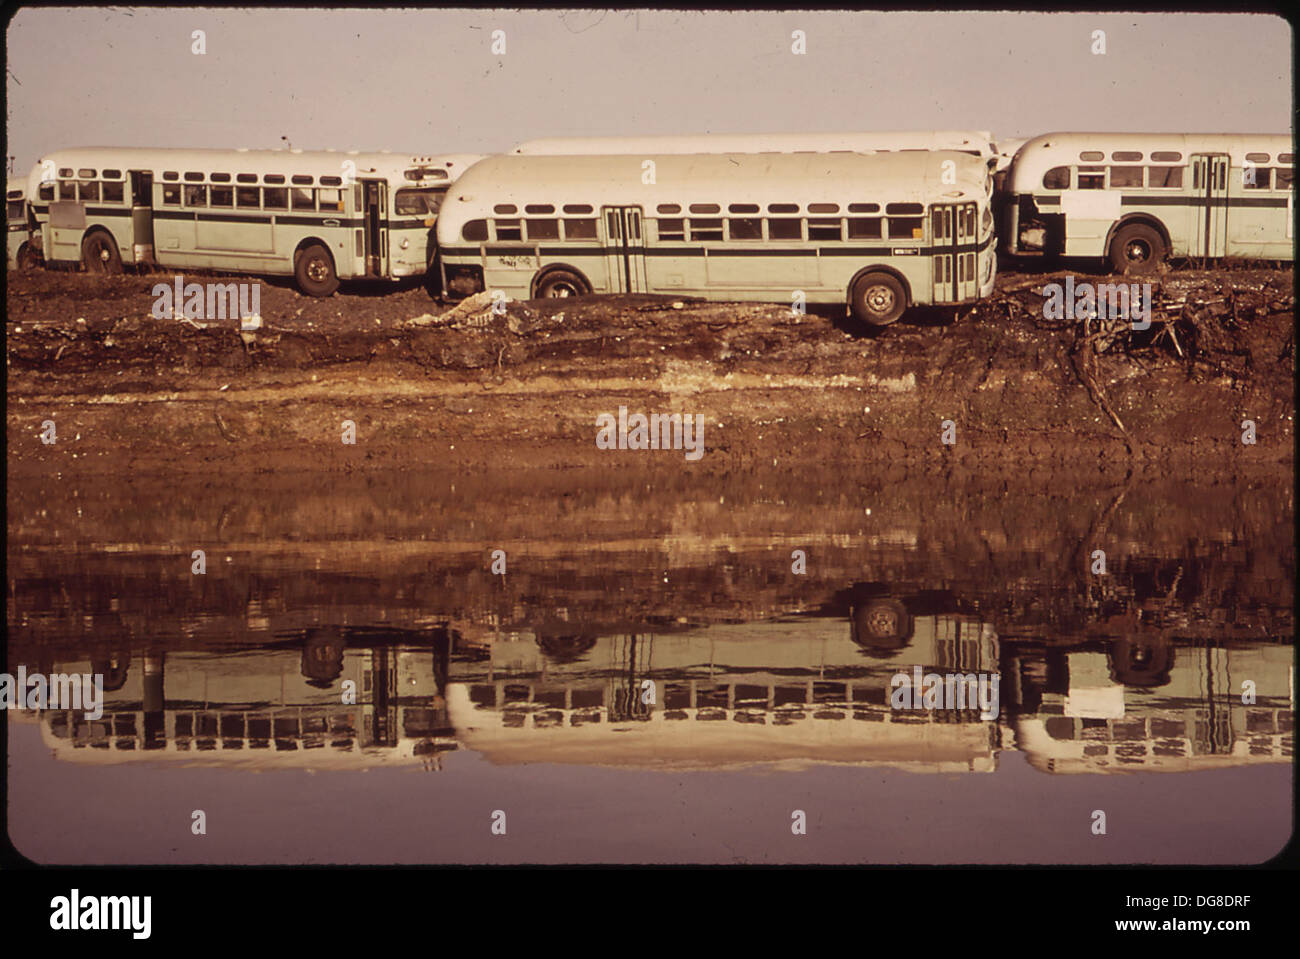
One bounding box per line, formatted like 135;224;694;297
1058;191;1120;258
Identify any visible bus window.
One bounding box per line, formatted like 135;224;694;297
1148;166;1183;188
290;187;315;210
184;184;207;207
161;184;181;205
886;216;922;239
727;217;762;240
767;218;801;240
526;218;559;240
689;203;721;215
1078;166;1105;190
38;183;54;201
524;203;554;215
847;217;882;239
1150;151;1182;162
395;189;441;215
263;187;288;210
79;180;100;202
689;218;723;240
807;218;841;241
103;181;124;203
564;203;594;215
564;218;598;239
59;180;75;200
656;218;685;241
1244;167;1271;190
1042;167;1070;189
495;218;522;240
318;188;344;211
1112;151;1142;162
808;202;840;214
210;186;234;207
462;219;487;241
1276;168;1294;190
236;186;260;208
1110;166;1144;188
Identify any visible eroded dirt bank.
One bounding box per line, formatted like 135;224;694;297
5;266;1294;477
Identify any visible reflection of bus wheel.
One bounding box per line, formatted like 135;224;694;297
850;272;906;326
17;244;40;270
852;599;913;646
295;243;339;296
1108;224;1165;275
81;232;122;274
1108;637;1174;687
534;269;589;298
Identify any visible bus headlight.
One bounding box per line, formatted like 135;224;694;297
400;238;410;249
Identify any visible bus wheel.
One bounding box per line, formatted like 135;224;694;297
534;269;589;298
850;272;907;326
81;232;122;274
295;243;339;296
16;244;40;270
1108;224;1165;274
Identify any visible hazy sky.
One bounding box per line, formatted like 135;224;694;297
4;9;1293;176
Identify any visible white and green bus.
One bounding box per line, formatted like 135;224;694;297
437;151;996;325
7;179;38;269
1002;132;1294;272
24;147;485;295
512;130;998;165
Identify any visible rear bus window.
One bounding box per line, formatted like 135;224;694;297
1042;166;1070;189
462;219;488;242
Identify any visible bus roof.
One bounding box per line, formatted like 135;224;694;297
24;147;486;195
1006;132;1294;188
511;130;996;159
441;150;991;233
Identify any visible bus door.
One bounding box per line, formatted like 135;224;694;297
930;202;976;303
361;179;387;277
1191;154;1229;259
129;171;154;263
601;206;647;293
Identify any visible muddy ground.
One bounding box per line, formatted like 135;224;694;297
4;264;1295;478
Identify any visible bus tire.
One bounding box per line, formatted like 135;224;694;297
16;243;40;270
295;243;339;296
850;271;907;326
80;231;122;274
1108;223;1165;275
534;268;589;298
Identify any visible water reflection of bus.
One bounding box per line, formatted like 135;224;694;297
1004;640;1292;774
34;636;456;770
446;611;1001;773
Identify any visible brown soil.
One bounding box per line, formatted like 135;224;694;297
5;265;1294;478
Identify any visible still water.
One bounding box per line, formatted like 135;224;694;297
6;468;1293;863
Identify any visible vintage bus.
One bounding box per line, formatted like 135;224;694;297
1002;132;1294;273
437;150;996;326
511;130;998;165
7;179;38;269
24;147;485;295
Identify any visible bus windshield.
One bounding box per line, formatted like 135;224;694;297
394;188;444;216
